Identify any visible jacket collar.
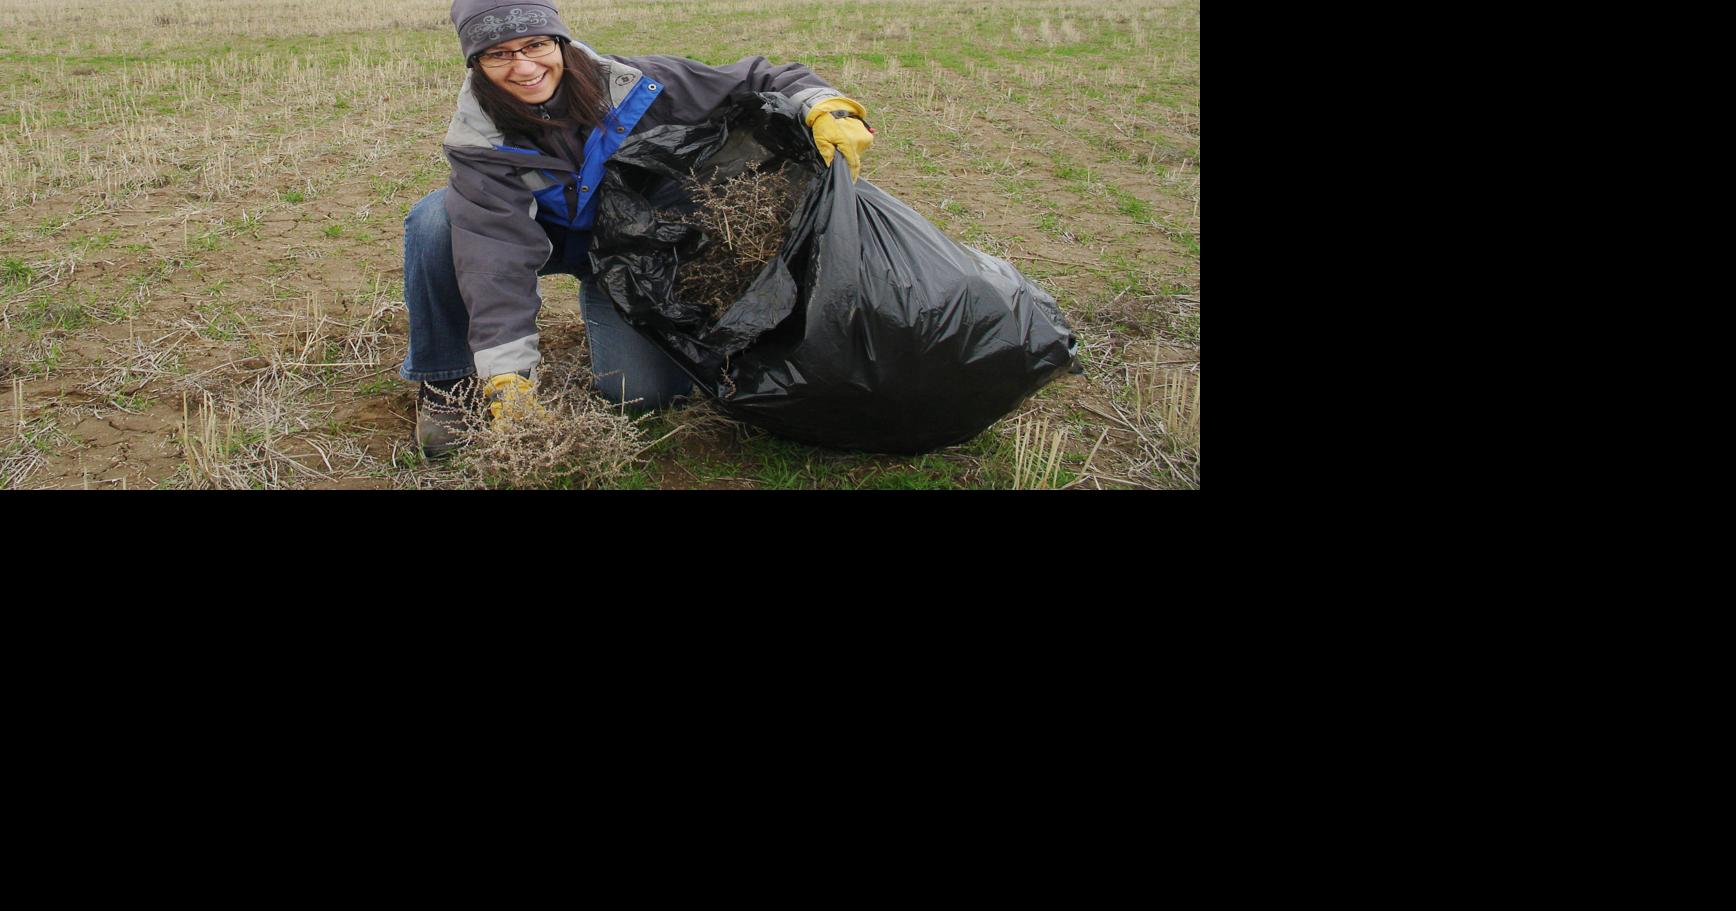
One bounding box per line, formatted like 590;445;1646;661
578;41;645;109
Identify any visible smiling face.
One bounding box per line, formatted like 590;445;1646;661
477;35;564;106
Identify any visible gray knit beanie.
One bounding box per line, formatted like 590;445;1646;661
451;2;573;64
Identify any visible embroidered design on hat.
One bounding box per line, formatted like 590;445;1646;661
467;8;551;43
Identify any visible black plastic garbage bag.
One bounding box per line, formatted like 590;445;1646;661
590;92;1077;454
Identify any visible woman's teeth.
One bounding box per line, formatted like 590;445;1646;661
515;73;545;88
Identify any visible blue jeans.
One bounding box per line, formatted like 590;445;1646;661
399;188;694;410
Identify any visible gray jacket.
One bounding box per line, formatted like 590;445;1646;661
441;42;844;379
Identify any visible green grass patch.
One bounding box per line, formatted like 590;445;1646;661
16;295;89;334
2;258;33;288
192;301;244;342
229;212;263;239
358;375;407;396
108;392;156;413
1056;163;1092;183
70;231;117;254
861;453;973;489
603;466;656;490
1107;186;1152;222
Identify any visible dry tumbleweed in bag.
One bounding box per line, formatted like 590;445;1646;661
673;162;800;321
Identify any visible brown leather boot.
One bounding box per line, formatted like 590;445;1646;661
416;377;476;459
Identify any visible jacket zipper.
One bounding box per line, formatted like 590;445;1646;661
527;105;584;222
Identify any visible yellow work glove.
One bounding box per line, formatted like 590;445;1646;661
807;97;874;180
482;372;546;424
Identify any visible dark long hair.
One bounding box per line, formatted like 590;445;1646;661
469;38;609;138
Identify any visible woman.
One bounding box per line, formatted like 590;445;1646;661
402;1;874;457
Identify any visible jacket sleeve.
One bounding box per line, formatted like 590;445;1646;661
616;54;847;127
443;148;550;379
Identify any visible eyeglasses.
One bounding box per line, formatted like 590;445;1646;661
476;37;559;68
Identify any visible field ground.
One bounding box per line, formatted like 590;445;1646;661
0;0;1199;489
